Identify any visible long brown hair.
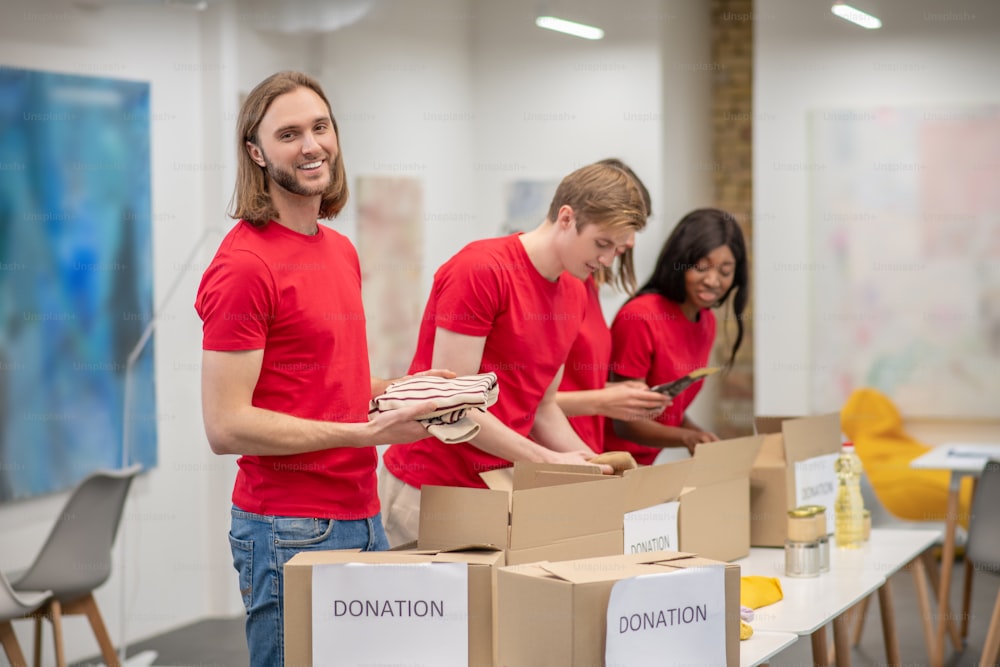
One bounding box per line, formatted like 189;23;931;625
229;71;349;225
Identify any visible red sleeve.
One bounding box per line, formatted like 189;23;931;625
609;299;656;381
430;246;505;338
196;250;275;351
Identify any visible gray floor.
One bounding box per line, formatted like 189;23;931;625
65;556;998;666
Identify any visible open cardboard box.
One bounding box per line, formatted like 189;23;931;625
284;547;503;667
750;413;843;546
497;550;739;667
418;462;625;565
678;435;764;561
621;459;692;554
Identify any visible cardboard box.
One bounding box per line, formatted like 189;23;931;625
750;413;843;546
419;462;625;565
677;435;764;561
621;459;692;554
284;548;503;667
497;551;740;667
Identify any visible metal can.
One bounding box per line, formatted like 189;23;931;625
785;539;821;578
816;534;830;572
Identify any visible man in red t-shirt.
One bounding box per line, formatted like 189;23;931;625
379;161;650;546
195;71;443;667
556;159;668;453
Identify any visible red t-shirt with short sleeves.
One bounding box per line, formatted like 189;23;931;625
382;234;587;488
559;276;611;453
603;293;716;465
195;220;379;519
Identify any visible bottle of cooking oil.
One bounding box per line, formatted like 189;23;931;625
834;442;865;549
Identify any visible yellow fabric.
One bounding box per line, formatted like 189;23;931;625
740;575;784;609
840;387;973;528
740;620;754;640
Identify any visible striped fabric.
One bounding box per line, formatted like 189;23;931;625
369;372;499;444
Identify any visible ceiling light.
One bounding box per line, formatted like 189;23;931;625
831;2;882;29
535;16;604;40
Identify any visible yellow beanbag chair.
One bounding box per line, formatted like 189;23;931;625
840;388;973;528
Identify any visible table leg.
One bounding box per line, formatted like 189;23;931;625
833;614;852;667
933;473;961;667
811;625;831;667
911;553;938;664
877;577;901;667
850;596;871;646
922;550;962;650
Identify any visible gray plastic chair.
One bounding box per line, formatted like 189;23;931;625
10;464;141;667
965;459;1000;667
0;572;50;667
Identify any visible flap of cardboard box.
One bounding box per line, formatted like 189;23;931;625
781;413;842;462
508;476;624;549
754;415;796;435
537;550;697;584
479;462;604;494
686;435;764;486
286;548;503;568
621;458;692;512
753;434;786;467
418;485;510;550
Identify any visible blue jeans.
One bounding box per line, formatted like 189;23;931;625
228;506;390;667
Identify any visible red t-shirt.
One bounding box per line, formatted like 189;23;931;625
603;293;716;465
195;220;379;519
559;276;611;453
382;234;587;488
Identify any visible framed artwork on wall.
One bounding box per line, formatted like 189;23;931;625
0;67;157;501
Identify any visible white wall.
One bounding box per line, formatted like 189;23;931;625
0;0;710;662
0;0;236;663
753;0;1000;437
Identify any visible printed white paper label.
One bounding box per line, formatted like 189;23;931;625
605;565;727;667
623;501;680;555
311;562;468;667
794;452;840;534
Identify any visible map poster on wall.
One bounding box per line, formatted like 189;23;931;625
356;175;423;380
808;105;1000;418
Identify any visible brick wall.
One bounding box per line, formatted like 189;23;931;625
711;0;755;437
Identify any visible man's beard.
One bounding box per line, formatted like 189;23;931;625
262;150;336;197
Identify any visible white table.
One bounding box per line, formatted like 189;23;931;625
739;630;799;667
735;529;940;667
910;443;1000;667
736;546;883;667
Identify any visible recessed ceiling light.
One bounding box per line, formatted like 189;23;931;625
831;2;882;29
535;15;604;40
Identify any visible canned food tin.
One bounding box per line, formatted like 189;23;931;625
816;535;830;572
785;539;821;578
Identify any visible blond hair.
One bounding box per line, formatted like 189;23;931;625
548;159;652;294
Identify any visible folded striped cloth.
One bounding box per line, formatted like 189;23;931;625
368;372;499;444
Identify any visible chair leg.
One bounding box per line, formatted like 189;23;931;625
78;593;120;667
49;599;66;667
1;620;30;667
979;592;1000;667
32;614;42;667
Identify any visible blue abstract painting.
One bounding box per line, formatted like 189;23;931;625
0;67;156;502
